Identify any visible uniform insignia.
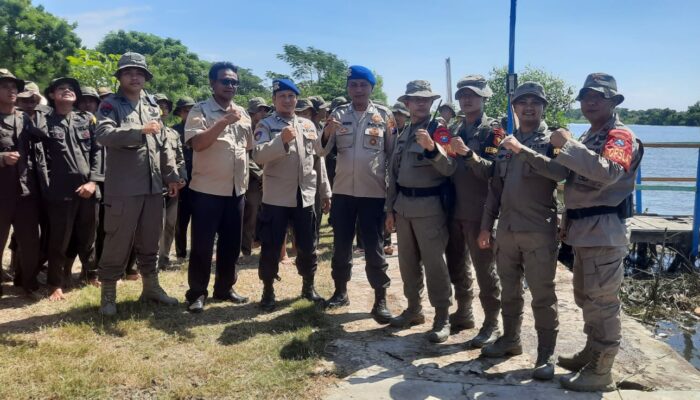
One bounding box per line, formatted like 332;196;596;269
485;147;498;154
273;81;280;91
339;127;349;134
346;68;353;77
432;126;455;157
254;131;263;141
99;102;113;115
369;137;378;146
369;128;380;136
342;121;352;125
387;117;396;132
371;113;382;124
602;128;633;171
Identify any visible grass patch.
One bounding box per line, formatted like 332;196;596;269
0;217;341;399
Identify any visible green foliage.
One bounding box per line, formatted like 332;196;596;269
566;101;700;126
96;30;211;101
269;44;388;104
0;0;81;87
95;30;271;106
67;49;120;91
486;66;575;128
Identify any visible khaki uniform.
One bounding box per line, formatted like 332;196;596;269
446;113;502;322
253;112;325;281
320;102;395;290
95;90;179;282
158;125;187;267
386;120;456;310
482;122;568;333
183;98;252;302
555;114;642;354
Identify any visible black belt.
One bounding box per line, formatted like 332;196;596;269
398;185;441;197
566;205;619;220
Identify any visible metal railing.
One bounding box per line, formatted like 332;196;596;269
634;142;700;256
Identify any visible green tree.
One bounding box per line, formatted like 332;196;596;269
270;44;388;104
66;49;120;91
0;0;81;87
234;67;272;107
97;30;210;101
486;66;575;128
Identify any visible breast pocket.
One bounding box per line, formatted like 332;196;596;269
335;123;355;149
408;142;431;166
362;128;384;152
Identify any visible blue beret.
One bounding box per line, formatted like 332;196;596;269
272;78;300;95
347;65;376;87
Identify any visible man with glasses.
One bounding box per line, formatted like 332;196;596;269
478;82;568;381
552;73;642;392
183;62;252;313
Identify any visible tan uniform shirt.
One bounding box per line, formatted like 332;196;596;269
320;101;395;198
95;90;179;197
554;114;641;247
386;120;456;218
482;122;568;234
184;97;251;197
253;112;323;208
450;113;501;222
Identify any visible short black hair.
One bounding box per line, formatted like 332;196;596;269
209;62;238;81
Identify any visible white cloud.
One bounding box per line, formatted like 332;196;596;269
64;6;152;48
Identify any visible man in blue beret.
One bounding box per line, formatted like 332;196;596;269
320;65;396;324
253;79;330;311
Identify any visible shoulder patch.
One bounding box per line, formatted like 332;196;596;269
602;128;634;171
99;102;113;115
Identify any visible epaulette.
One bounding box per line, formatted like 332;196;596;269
35;104;53;116
145;93;159;107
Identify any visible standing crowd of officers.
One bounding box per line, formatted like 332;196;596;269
0;51;642;392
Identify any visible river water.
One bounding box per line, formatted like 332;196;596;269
570;123;700;370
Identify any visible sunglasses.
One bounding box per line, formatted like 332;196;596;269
217;79;239;87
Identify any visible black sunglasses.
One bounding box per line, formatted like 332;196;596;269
217;79;239;87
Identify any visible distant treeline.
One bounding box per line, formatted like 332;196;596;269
566;102;700;126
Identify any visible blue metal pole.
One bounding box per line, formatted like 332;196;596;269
635;165;643;214
506;0;517;134
692;148;700;257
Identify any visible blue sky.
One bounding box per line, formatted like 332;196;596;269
37;0;700;111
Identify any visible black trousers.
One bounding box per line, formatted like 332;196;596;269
47;197;98;288
257;190;317;282
330;194;389;290
185;190;244;302
0;195;40;291
175;186;194;258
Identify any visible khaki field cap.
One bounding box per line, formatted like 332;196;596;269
114;52;153;81
308;95;329;111
439;103;457;116
398;80;441;103
247;97;271;113
512;81;548;105
153;93;173;111
330;96;348;110
455;74;493;99
392;102;410;116
576;72;624;105
174;96;196;114
0;69;25;92
17;81;40;99
80;86;100;101
295;98;313;111
97;87;113;98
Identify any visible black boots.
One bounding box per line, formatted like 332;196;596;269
325;280;349;308
301;276;324;303
533;329;558;380
370;288;393;324
260;280;276;311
